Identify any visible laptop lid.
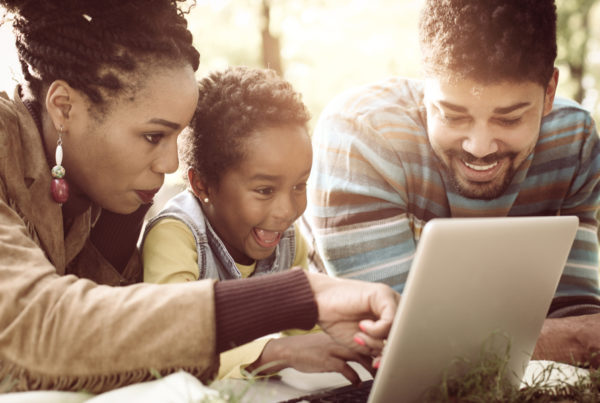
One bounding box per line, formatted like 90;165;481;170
368;216;579;403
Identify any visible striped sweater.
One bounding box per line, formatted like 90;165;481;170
305;76;600;302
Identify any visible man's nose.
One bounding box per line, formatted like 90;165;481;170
461;128;499;158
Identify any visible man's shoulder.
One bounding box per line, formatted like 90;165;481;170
545;97;594;126
540;97;596;143
318;76;427;140
323;76;424;117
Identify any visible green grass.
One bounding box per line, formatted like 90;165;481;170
425;336;600;403
0;374;16;393
3;355;600;401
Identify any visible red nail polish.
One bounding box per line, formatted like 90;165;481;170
354;336;365;346
373;360;380;369
359;323;366;332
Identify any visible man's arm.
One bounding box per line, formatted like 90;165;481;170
553;111;600;303
534;313;600;367
535;109;600;366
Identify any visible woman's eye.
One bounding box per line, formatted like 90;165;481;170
144;133;164;144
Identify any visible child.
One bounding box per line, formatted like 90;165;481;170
142;66;370;384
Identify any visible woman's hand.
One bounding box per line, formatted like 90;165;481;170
247;332;373;385
306;272;400;358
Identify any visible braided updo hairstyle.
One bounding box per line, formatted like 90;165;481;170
419;0;557;86
0;0;199;111
181;66;311;188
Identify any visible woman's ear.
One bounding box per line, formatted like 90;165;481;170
188;168;211;204
45;80;75;129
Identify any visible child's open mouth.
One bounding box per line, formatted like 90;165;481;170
253;228;282;248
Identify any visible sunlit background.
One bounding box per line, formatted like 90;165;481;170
1;0;599;211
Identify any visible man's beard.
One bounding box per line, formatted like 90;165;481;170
439;150;519;200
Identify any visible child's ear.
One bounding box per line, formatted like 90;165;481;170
188;168;211;204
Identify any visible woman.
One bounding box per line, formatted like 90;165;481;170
0;0;398;394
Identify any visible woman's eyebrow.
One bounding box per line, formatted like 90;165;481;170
146;118;180;130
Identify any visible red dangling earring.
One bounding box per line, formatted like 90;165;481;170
50;125;69;204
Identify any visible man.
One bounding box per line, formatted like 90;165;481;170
303;0;600;366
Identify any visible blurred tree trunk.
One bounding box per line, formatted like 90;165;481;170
556;0;596;103
261;0;283;75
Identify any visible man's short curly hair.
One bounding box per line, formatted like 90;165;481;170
418;0;557;86
181;66;311;187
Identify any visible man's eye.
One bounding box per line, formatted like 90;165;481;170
495;117;522;127
440;115;468;124
144;133;164;144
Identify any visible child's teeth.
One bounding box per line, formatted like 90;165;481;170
256;229;278;242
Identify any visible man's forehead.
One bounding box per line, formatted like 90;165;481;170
423;77;544;108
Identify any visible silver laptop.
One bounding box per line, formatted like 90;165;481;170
368;216;579;402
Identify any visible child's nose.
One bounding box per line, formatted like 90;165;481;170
273;193;298;225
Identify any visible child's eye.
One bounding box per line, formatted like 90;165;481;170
255;187;274;196
144;133;164;145
293;183;307;192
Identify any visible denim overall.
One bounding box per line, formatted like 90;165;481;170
143;190;296;280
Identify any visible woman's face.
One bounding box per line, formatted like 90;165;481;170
60;65;198;214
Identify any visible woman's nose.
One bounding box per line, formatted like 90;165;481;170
152;139;179;174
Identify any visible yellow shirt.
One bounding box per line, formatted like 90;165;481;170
142;218;310;379
143;218;308;283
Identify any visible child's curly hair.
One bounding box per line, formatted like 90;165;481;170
419;0;557;86
181;66;311;187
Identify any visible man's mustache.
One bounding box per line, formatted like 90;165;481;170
446;150;518;164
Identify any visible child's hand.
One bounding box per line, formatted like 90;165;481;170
247;332;373;385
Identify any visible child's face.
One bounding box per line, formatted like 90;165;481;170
203;124;312;265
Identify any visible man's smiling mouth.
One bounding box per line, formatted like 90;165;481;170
463;160;499;171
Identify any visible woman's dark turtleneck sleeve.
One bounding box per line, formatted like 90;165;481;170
214;268;318;353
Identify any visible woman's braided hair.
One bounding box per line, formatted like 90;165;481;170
1;0;199;109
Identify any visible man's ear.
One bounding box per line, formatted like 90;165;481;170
543;68;559;117
45;80;75;129
188;168;211;204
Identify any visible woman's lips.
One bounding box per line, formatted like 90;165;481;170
135;188;160;204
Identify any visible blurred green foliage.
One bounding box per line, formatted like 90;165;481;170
188;0;600;127
1;1;598;125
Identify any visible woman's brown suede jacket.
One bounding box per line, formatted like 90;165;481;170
0;89;219;393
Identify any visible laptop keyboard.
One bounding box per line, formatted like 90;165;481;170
279;379;373;403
